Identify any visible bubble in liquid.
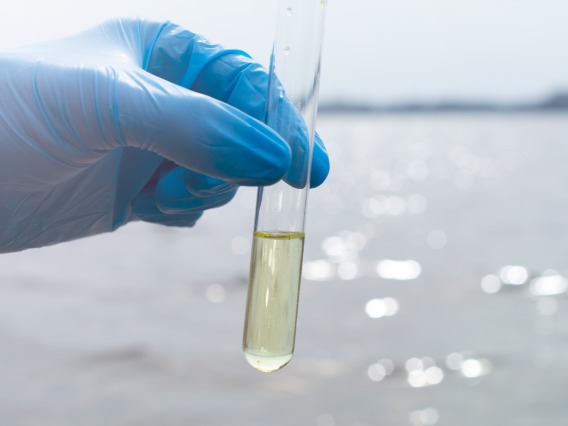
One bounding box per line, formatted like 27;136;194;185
284;46;291;56
286;7;293;17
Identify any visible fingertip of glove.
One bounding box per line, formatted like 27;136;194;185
228;125;292;186
310;133;330;188
261;133;293;184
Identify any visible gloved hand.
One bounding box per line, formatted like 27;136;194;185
0;18;329;253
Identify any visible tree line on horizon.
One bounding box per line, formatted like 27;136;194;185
319;92;568;113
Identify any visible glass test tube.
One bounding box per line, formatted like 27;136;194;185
243;0;328;373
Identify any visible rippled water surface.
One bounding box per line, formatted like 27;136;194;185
1;113;568;425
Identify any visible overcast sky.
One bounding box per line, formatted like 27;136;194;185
1;0;567;103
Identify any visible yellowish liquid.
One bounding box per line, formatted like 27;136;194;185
243;231;305;373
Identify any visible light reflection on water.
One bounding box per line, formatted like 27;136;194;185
360;194;427;218
299;115;568;424
409;408;439;426
499;265;529;285
300;115;567;424
366;352;493;388
336;261;359;280
4;114;568;425
480;274;502;294
205;284;226;303
303;257;423;282
446;350;493;379
460;358;492;378
303;259;335;281
365;298;399;319
536;297;559;316
480;265;567;340
315;414;336;426
407;365;444;388
376;259;422;280
530;271;568;296
367;358;396;382
481;267;568;296
230;235;250;256
426;229;447;250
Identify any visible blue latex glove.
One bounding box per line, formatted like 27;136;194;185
0;18;329;253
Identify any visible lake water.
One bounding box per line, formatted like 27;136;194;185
1;113;568;425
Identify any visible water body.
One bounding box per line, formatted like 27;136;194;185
1;113;567;425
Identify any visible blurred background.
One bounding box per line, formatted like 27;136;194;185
1;1;568;425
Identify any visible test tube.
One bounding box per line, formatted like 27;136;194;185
243;0;329;373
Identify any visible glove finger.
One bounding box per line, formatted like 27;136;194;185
191;54;268;121
132;189;189;224
264;78;310;189
132;181;236;218
152;214;203;228
144;163;236;197
155;167;238;214
191;55;310;186
138;211;204;228
193;54;309;188
192;54;330;188
140;159;178;193
311;132;330;188
139;20;329;188
113;73;291;187
132;168;237;216
183;169;236;197
143;21;251;90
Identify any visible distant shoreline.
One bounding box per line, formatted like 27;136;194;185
319;93;568;114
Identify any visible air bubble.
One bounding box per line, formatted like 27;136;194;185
286;7;293;17
284;46;291;55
